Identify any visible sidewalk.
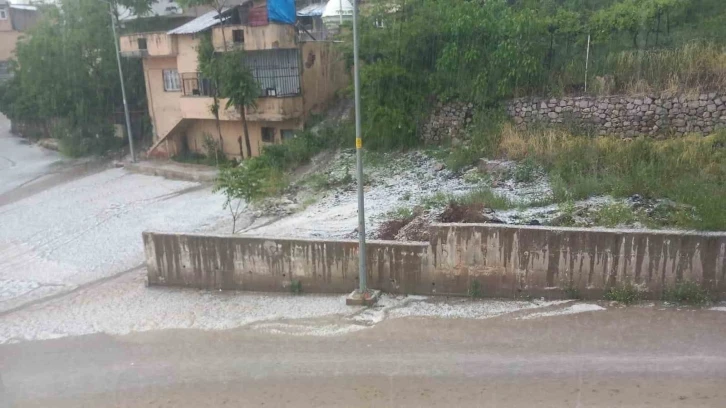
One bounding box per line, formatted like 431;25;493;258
123;160;218;183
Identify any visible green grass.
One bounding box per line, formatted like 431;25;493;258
662;280;711;306
457;188;514;210
592;203;638;228
498;125;726;231
420;191;451;210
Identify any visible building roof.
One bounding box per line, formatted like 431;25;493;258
297;3;326;17
322;0;353;19
167;9;230;35
10;4;38;11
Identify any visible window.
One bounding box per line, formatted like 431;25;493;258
281;129;295;141
246;49;301;97
232;29;244;44
261;127;276;143
163;69;181;92
0;8;7;20
137;38;147;50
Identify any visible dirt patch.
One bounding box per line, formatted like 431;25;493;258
395;214;432;242
438;201;490;223
377;218;414;240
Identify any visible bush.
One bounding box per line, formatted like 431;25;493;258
53;120;121;158
604;281;643;304
662;280;711;306
214;124;349;206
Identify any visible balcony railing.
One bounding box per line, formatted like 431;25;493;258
181;73;215;97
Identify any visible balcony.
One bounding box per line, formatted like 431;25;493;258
179;94;303;122
246;96;303;121
212;24;297;52
119;32;176;58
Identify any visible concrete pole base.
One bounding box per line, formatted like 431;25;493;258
346;289;381;306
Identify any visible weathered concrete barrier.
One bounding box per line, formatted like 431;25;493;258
430;224;726;299
143;233;430;294
143;224;726;299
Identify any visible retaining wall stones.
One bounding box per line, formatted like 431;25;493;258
421;101;474;144
144;224;726;300
422;92;726;141
507;92;726;137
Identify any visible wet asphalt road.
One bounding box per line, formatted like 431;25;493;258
3;306;726;407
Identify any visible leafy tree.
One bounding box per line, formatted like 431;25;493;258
197;33;225;152
0;0;153;154
217;50;260;158
214;163;261;233
591;0;646;48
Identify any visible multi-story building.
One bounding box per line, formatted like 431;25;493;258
0;1;38;80
120;0;349;160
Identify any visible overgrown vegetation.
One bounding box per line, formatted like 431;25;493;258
491;125;726;230
214;125;350;227
662;280;711;305
339;0;726;150
0;0;152;156
604;281;643;304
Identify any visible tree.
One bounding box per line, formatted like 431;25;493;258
197;33;226;154
213;159;270;233
217;50;260;159
0;0;153;154
591;0;646;48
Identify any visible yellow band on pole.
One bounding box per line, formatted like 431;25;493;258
355;138;362;149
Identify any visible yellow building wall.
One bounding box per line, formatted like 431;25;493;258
143;57;184;141
0;30;23;61
183;118;303;159
301;41;350;117
120;32;176;57
213;24;297;52
0;9;12;32
176;34;200;73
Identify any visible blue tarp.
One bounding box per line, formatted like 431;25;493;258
267;0;296;24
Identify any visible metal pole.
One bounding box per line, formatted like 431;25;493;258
339;0;343;24
584;33;590;94
109;2;137;162
352;0;366;293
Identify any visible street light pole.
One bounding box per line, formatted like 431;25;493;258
109;2;137;163
352;0;366;294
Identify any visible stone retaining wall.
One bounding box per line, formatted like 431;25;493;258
144;224;726;300
421;92;726;141
507;92;726;137
421;101;474;144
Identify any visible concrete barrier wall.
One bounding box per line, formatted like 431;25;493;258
144;224;726;299
143;232;430;294
430;224;726;299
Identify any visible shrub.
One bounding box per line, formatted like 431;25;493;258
54;120;121;158
662;280;711;306
604;281;642;305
